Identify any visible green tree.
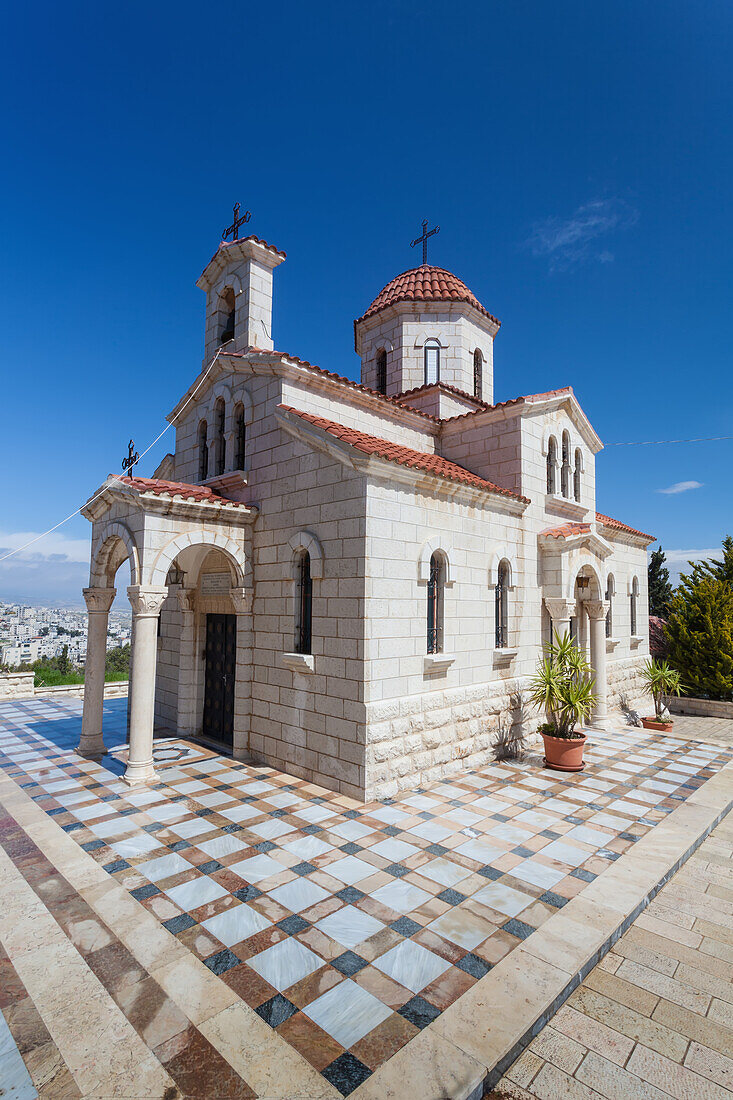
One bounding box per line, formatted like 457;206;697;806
648;545;673;617
104;644;130;679
665;574;733;700
58;644;71;674
695;534;733;587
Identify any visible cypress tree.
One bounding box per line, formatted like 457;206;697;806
695;534;733;587
648;545;673;618
665;574;733;700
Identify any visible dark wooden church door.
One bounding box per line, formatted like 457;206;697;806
202;613;236;750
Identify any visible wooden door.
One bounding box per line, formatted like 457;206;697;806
202;613;236;749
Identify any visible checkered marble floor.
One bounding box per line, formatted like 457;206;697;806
0;697;730;1097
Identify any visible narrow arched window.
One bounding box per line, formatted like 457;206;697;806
214;398;226;476
198;420;208;481
495;561;509;648
473;349;483;400
605;575;614;638
234;403;246;470
574;449;582;502
219;287;235;345
630;577;639;636
546;437;557;494
561;431;571;497
295;551;312;654
375;349;387;395
427;552;444;654
424;339;440;386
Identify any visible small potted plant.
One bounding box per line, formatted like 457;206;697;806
529;631;597;771
640;659;683;732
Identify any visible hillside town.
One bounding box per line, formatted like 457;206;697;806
0;600;131;669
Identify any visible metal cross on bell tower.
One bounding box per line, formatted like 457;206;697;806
410;219;440;265
121;439;139;480
222;202;252;241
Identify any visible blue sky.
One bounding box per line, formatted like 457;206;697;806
0;1;731;603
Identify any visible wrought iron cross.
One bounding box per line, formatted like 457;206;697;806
222;202;252;241
121;439;139;479
411;219;440;265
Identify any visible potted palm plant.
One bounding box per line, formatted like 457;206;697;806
640;659;683;732
529;631;597;771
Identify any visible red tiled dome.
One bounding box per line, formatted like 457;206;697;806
356;265;499;325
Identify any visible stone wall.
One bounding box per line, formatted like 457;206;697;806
0;673;129;701
0;672;35;699
670;697;733;719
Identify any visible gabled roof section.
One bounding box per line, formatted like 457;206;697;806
116;475;251;507
596;511;655;542
355;265;500;326
394;381;492;411
541;522;591;539
277;405;530;503
81;475;256;523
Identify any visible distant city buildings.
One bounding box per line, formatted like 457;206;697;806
0;601;131;668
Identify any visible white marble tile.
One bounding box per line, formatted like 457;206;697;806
427;908;495;950
197;834;248;859
304;979;391;1048
247;819;295;841
269;878;329;913
416;858;471;888
153;803;189;824
370;880;432;914
282;835;334;860
566;824;613;848
218;803;261;824
165;876;228;910
472;881;532;917
136;852;192;882
109;833;163;859
315;905;385;949
322;855;377;886
202;903;270;946
373;939;450;992
229;854;284;883
171;779;210;794
442;808;483;827
74;802;117;821
487;822;534;845
508;859;565;889
330;820;374;842
87;817;138;839
369;838;420;863
193;790;234;808
407;820;453;843
539;840;589;868
248;938;323;991
263;791;301;809
166;817;218;839
368;806;409;825
454;838;504;864
294;804;338;824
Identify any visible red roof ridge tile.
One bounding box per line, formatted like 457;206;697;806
355;265;500;327
596;511;655;541
541;522;592;539
113;475;250;508
277;405;529;503
441;387;575;423
394;381;492;409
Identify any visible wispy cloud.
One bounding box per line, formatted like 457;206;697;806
0;530;90;564
657;480;704;495
661;547;720;584
526;198;638;272
0;530;92;606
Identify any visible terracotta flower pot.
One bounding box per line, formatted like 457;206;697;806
641;717;674;732
541;730;587;772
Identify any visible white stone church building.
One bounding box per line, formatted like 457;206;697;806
79;231;653;800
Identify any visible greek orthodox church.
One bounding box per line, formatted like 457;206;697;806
79;224;653;800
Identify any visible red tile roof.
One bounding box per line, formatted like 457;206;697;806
278;405;529;502
114;476;250;508
596;512;655;541
355;265;500;326
199;236;287;283
442;387;574;423
541;523;592;539
394;381;492;410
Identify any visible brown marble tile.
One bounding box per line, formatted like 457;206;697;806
87;939;148;993
3;995;52;1054
355;965;412;1009
177;926;221;960
26;1041;82;1099
155;1023;256;1098
351;1009;417;1070
0;957;28;1009
221;962;276;1007
412;927;466;964
474;927;518;966
115;974;190;1048
422;964;475;1010
287;964;343;1009
278;1010;343;1072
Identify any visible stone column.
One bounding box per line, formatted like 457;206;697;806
544;598;576;641
78;587;116;759
231;587;253;761
176;587;198;738
587;599;612;730
125;585;168;786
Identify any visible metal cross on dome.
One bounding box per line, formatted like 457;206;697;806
121;439;139;480
222;202;252;241
411;219;440;265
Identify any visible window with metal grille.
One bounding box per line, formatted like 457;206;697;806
547;436;557;494
295;551;312;654
198;420;208;481
606;576;614;638
630;578;638;636
235;404;246;470
561;431;571;497
495;561;509;648
427;552;444;653
424;340;440;385
215;398;226;476
574;448;582;502
473;349;483;400
376;349;387;395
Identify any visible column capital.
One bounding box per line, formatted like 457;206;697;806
176;587;197;615
127;585;168;618
230;587;253;615
586;599;610;621
544;597;576;621
83;587;116;613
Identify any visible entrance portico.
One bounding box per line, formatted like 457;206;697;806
79;474;257;785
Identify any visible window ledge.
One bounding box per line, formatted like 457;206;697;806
201;470;248;492
630;635;644;648
606;637;620;651
493;647;519;664
544;495;589;520
423;653;455;674
281;652;315;673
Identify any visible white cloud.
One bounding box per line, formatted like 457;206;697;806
0;530;91;564
526;198;638;272
657;480;704;495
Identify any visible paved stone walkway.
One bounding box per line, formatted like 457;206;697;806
489;812;733;1099
666;713;733;750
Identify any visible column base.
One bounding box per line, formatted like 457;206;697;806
77;735;106;760
589;715;615;732
122;760;159;787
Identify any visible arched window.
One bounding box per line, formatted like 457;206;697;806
427;552;444;654
546;436;557;494
198;420;208;481
234;403;246;470
473;349;483;400
214;398;226;476
561;431;571;497
495;560;510;649
574;448;582;502
630;577;639;636
375;349;387;395
424;339;441;386
219;287;235;345
295;551;312;654
605;575;615;638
